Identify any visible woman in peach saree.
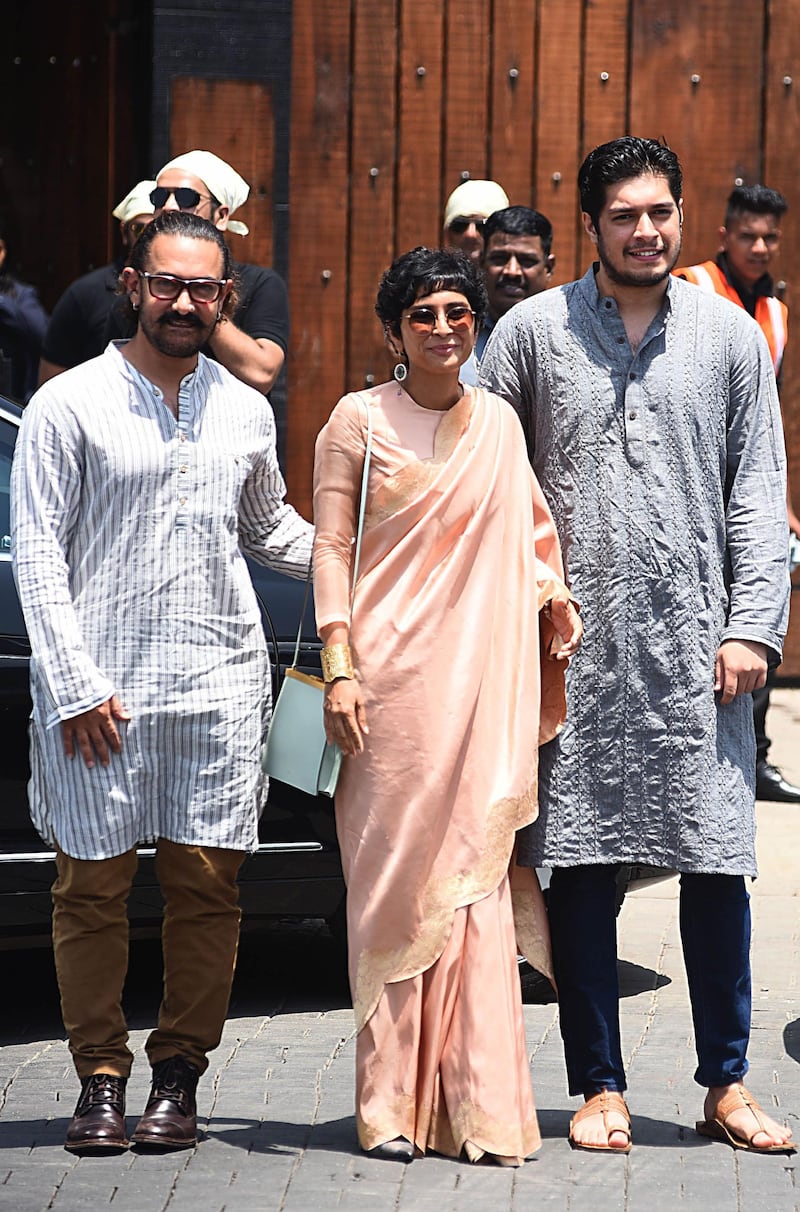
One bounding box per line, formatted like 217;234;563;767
312;247;581;1165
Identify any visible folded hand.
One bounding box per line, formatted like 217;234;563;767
715;640;767;705
323;678;369;756
548;597;583;660
61;695;131;768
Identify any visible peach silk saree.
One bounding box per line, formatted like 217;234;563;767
313;383;570;1162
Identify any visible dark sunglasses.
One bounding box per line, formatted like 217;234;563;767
139;272;228;304
149;186;214;210
403;304;475;334
447;217;486;236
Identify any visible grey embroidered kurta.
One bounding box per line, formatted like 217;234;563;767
11;343;312;860
480;268;789;876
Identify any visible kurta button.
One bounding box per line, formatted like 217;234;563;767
179;497;187;505
629;372;637;380
628;411;637;420
617;337;625;344
179;466;187;473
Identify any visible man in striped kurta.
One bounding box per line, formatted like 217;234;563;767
11;211;312;1155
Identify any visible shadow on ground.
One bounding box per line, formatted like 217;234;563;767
0;1107;737;1157
0;919;351;1047
537;1106;708;1149
618;958;671;998
784;1019;800;1065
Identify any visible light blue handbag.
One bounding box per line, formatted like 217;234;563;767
262;403;373;797
262;664;342;796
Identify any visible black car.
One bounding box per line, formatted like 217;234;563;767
0;398;346;945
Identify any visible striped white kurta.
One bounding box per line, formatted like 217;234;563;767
11;343;312;859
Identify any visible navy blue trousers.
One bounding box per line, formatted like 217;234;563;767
547;865;751;1095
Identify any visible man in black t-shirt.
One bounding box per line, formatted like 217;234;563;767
38;181;155;384
139;151;288;397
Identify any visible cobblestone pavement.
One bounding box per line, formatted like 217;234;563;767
2;689;800;1211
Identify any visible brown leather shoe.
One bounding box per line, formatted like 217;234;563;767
64;1073;128;1154
131;1056;200;1151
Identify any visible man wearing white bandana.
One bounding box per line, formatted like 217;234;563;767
141;150;288;397
39;180;155;383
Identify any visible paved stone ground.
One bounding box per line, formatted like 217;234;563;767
2;690;800;1211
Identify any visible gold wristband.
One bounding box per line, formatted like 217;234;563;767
321;643;355;683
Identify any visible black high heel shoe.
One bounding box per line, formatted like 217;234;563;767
362;1137;414;1162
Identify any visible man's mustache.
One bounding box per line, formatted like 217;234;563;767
158;314;205;330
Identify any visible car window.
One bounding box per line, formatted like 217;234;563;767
0;416;17;556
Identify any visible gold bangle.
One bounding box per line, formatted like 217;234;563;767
321;643;355;683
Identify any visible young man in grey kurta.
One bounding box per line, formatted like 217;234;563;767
481;137;793;1154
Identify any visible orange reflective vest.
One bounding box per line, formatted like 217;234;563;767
674;260;788;377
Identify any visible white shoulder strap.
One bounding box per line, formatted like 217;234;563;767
689;264;718;295
764;296;787;374
350;401;374;611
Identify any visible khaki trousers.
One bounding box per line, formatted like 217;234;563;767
52;839;245;1080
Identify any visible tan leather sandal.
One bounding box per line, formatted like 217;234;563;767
569;1088;632;1153
695;1086;795;1154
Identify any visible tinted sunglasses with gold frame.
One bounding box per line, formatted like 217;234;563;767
402;304;476;334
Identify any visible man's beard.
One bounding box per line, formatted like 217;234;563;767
596;231;681;288
140;310;216;358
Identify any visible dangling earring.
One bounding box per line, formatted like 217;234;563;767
393;361;408;383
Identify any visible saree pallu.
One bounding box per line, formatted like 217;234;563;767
313;383;569;1162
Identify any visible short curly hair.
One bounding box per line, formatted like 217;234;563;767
375;246;487;337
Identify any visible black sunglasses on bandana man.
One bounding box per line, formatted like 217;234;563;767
149;186;216;211
447;217;486;235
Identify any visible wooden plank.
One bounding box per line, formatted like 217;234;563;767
442;0;491;197
534;0;584;283
582;0;629;161
578;0;631;273
488;0;536;207
285;0;352;517
764;0;800;675
347;0;398;392
2;2;113;304
630;0;763;272
396;0;444;253
170;78;275;272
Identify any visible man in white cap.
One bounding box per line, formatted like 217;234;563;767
38;181;155;383
137;150;288;397
442;180;510;262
